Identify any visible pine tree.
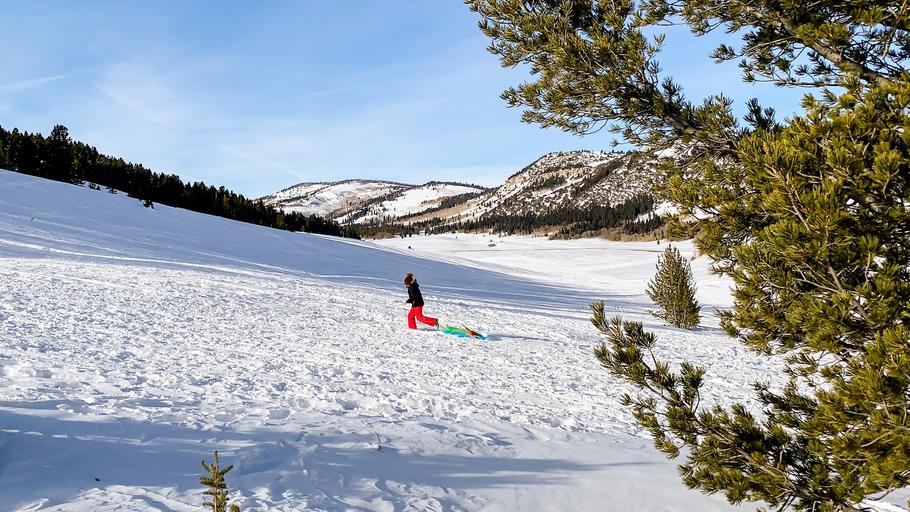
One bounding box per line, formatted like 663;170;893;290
0;123;360;239
199;451;240;512
646;246;700;328
44;124;77;183
471;0;910;509
0;138;9;170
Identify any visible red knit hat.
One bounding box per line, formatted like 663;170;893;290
404;272;414;285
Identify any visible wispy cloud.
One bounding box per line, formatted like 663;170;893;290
95;64;194;128
216;144;301;178
0;74;70;93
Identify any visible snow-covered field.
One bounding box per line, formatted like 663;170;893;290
0;170;785;511
375;234;730;308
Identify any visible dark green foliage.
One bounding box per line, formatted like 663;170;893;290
355;222;419;239
646;246;700;328
625;213;663;235
0;124;359;239
44;125;78;184
527;174;567;191
661;81;910;510
0;136;9;170
423;180;487;190
200;451;240;512
435;193;658;236
348;185;487;227
432;191;485;211
357;193;660;239
471;0;910;509
468;0;904;149
572;157;634;197
592;311;827;510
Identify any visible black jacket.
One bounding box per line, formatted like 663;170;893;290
406;281;425;307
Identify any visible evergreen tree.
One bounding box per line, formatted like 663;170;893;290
44;124;77;183
0;137;9;170
646;246;699;328
0;124;359;239
200;451;240;512
471;0;910;509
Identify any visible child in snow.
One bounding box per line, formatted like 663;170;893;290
404;272;438;330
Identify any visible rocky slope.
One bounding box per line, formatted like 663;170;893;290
455;151;656;221
262;150;657;233
260;179;409;218
337;182;486;224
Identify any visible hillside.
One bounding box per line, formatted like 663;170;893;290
339;181;486;224
0;124;357;239
260;179;486;223
0;169;788;511
459;150;656;219
261;150;659;237
407;151;661;237
260;179;411;217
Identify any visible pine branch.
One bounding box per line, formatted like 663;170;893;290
200;451;241;512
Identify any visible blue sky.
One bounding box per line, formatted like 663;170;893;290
0;2;807;198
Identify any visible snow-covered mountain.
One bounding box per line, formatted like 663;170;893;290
429;150;657;223
262;150;657;232
339;181;485;224
259;179;410;217
260;179;486;223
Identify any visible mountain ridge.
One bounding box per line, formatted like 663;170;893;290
261;149;659;236
260;179;489;222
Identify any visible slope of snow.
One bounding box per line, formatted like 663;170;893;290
375;234;731;309
0;169;855;511
261;180;409;217
263;182;328;203
342;183;485;224
262;180;486;225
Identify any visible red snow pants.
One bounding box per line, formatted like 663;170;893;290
408;306;438;329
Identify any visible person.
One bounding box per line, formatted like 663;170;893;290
404;272;438;330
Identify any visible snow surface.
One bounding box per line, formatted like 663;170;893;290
262;180;486;225
262;180;407;217
342;183;484;224
2;170;898;511
375;235;731;312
